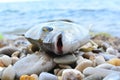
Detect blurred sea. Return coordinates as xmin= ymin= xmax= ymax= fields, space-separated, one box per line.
xmin=0 ymin=0 xmax=120 ymax=38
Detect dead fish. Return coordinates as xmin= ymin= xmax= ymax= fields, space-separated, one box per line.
xmin=25 ymin=20 xmax=90 ymax=55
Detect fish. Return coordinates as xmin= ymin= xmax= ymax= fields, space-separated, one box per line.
xmin=25 ymin=20 xmax=90 ymax=55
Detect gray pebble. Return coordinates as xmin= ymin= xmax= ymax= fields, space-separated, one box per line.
xmin=39 ymin=72 xmax=58 ymax=80
xmin=103 ymin=73 xmax=120 ymax=80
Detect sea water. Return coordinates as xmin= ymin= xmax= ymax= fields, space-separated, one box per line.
xmin=0 ymin=0 xmax=120 ymax=38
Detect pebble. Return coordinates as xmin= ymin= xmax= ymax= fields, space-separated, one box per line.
xmin=31 ymin=74 xmax=39 ymax=80
xmin=1 ymin=65 xmax=15 ymax=80
xmin=111 ymin=66 xmax=120 ymax=71
xmin=1 ymin=55 xmax=12 ymax=67
xmin=106 ymin=47 xmax=117 ymax=55
xmin=62 ymin=69 xmax=84 ymax=80
xmin=0 ymin=59 xmax=5 ymax=67
xmin=54 ymin=54 xmax=77 ymax=64
xmin=96 ymin=63 xmax=114 ymax=69
xmin=13 ymin=52 xmax=56 ymax=77
xmin=84 ymin=73 xmax=104 ymax=80
xmin=39 ymin=72 xmax=58 ymax=80
xmin=83 ymin=67 xmax=120 ymax=76
xmin=11 ymin=56 xmax=19 ymax=65
xmin=20 ymin=74 xmax=38 ymax=80
xmin=75 ymin=60 xmax=93 ymax=72
xmin=99 ymin=53 xmax=117 ymax=60
xmin=54 ymin=69 xmax=65 ymax=76
xmin=0 ymin=67 xmax=5 ymax=79
xmin=11 ymin=51 xmax=20 ymax=57
xmin=103 ymin=72 xmax=120 ymax=80
xmin=94 ymin=55 xmax=106 ymax=65
xmin=0 ymin=46 xmax=18 ymax=56
xmin=107 ymin=58 xmax=120 ymax=66
xmin=82 ymin=52 xmax=95 ymax=59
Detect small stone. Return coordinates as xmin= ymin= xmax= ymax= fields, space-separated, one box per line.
xmin=31 ymin=74 xmax=39 ymax=80
xmin=11 ymin=51 xmax=20 ymax=57
xmin=0 ymin=59 xmax=5 ymax=67
xmin=94 ymin=55 xmax=106 ymax=65
xmin=106 ymin=47 xmax=117 ymax=55
xmin=58 ymin=64 xmax=72 ymax=69
xmin=0 ymin=67 xmax=5 ymax=79
xmin=75 ymin=60 xmax=93 ymax=72
xmin=107 ymin=58 xmax=120 ymax=66
xmin=11 ymin=56 xmax=19 ymax=65
xmin=1 ymin=55 xmax=12 ymax=67
xmin=54 ymin=69 xmax=65 ymax=76
xmin=20 ymin=75 xmax=35 ymax=80
xmin=99 ymin=53 xmax=117 ymax=60
xmin=83 ymin=67 xmax=120 ymax=76
xmin=82 ymin=52 xmax=95 ymax=59
xmin=1 ymin=65 xmax=15 ymax=80
xmin=54 ymin=54 xmax=77 ymax=64
xmin=96 ymin=63 xmax=114 ymax=69
xmin=103 ymin=72 xmax=120 ymax=80
xmin=13 ymin=52 xmax=55 ymax=77
xmin=62 ymin=69 xmax=84 ymax=80
xmin=76 ymin=56 xmax=84 ymax=64
xmin=111 ymin=66 xmax=120 ymax=71
xmin=0 ymin=46 xmax=18 ymax=56
xmin=39 ymin=72 xmax=58 ymax=80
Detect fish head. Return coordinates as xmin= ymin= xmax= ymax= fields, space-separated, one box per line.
xmin=42 ymin=31 xmax=75 ymax=55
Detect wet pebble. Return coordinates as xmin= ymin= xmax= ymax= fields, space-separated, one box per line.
xmin=39 ymin=72 xmax=58 ymax=80
xmin=62 ymin=69 xmax=84 ymax=80
xmin=54 ymin=54 xmax=77 ymax=64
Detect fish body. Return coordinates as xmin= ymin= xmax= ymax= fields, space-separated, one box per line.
xmin=25 ymin=21 xmax=90 ymax=55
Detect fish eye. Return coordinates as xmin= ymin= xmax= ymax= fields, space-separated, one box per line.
xmin=42 ymin=26 xmax=53 ymax=32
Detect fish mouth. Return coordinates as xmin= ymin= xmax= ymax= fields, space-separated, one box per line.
xmin=56 ymin=34 xmax=63 ymax=54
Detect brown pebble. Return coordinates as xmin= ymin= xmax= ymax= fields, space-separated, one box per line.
xmin=62 ymin=69 xmax=84 ymax=80
xmin=0 ymin=46 xmax=18 ymax=56
xmin=75 ymin=60 xmax=93 ymax=72
xmin=107 ymin=58 xmax=120 ymax=66
xmin=1 ymin=55 xmax=12 ymax=67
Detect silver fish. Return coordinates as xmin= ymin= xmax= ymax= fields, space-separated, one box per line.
xmin=25 ymin=20 xmax=90 ymax=55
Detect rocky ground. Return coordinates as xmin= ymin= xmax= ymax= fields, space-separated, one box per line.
xmin=0 ymin=33 xmax=120 ymax=80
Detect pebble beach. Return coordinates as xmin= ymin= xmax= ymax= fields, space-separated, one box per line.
xmin=0 ymin=33 xmax=120 ymax=80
